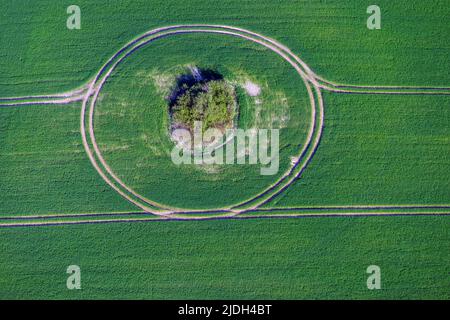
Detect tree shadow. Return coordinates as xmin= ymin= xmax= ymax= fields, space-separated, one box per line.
xmin=168 ymin=67 xmax=223 ymax=109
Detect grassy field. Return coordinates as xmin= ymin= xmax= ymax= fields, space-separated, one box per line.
xmin=2 ymin=92 xmax=447 ymax=215
xmin=270 ymin=93 xmax=450 ymax=207
xmin=94 ymin=33 xmax=311 ymax=209
xmin=0 ymin=0 xmax=449 ymax=300
xmin=0 ymin=0 xmax=448 ymax=97
xmin=0 ymin=103 xmax=136 ymax=216
xmin=1 ymin=216 xmax=449 ymax=299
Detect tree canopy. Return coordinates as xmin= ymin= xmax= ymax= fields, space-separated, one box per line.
xmin=171 ymin=80 xmax=236 ymax=131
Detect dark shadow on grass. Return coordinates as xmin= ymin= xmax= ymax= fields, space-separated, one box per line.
xmin=168 ymin=67 xmax=223 ymax=108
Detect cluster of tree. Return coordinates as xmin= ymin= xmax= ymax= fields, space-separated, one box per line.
xmin=172 ymin=80 xmax=236 ymax=131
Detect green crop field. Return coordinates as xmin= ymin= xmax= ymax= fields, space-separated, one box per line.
xmin=0 ymin=0 xmax=449 ymax=300
xmin=1 ymin=216 xmax=449 ymax=299
xmin=94 ymin=33 xmax=311 ymax=209
xmin=270 ymin=93 xmax=450 ymax=207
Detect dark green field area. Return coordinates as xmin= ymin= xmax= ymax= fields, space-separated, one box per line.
xmin=95 ymin=33 xmax=311 ymax=209
xmin=2 ymin=93 xmax=446 ymax=216
xmin=271 ymin=93 xmax=450 ymax=207
xmin=1 ymin=0 xmax=449 ymax=97
xmin=1 ymin=0 xmax=449 ymax=300
xmin=0 ymin=216 xmax=448 ymax=299
xmin=0 ymin=103 xmax=136 ymax=216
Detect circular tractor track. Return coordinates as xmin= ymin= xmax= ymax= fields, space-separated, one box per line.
xmin=80 ymin=25 xmax=324 ymax=218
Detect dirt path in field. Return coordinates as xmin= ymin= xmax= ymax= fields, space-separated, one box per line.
xmin=0 ymin=209 xmax=449 ymax=228
xmin=314 ymin=75 xmax=450 ymax=95
xmin=0 ymin=81 xmax=95 ymax=107
xmin=0 ymin=83 xmax=88 ymax=101
xmin=1 ymin=204 xmax=448 ymax=221
xmin=0 ymin=93 xmax=86 ymax=107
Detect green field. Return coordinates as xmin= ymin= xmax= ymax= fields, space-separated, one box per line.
xmin=1 ymin=0 xmax=449 ymax=97
xmin=94 ymin=33 xmax=311 ymax=209
xmin=271 ymin=93 xmax=450 ymax=207
xmin=0 ymin=0 xmax=449 ymax=299
xmin=1 ymin=216 xmax=449 ymax=299
xmin=0 ymin=104 xmax=136 ymax=216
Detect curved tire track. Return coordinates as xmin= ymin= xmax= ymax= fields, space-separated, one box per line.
xmin=1 ymin=24 xmax=449 ymax=223
xmin=81 ymin=25 xmax=323 ymax=217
